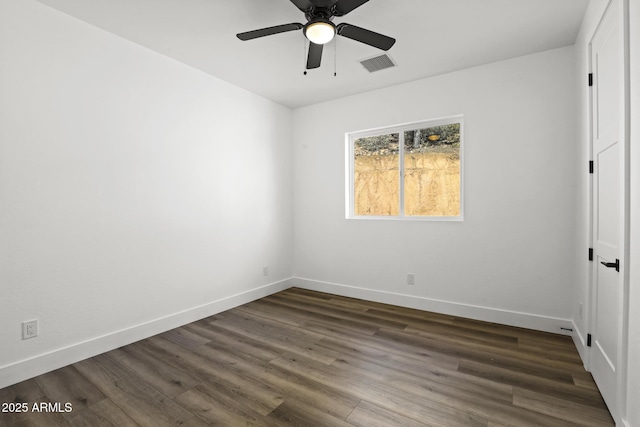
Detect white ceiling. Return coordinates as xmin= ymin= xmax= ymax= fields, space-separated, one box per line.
xmin=36 ymin=0 xmax=590 ymax=109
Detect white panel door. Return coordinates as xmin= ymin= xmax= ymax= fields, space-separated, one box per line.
xmin=590 ymin=0 xmax=623 ymax=419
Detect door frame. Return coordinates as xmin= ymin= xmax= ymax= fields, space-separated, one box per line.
xmin=586 ymin=0 xmax=631 ymax=423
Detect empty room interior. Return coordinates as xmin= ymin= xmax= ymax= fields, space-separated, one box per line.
xmin=1 ymin=0 xmax=639 ymax=426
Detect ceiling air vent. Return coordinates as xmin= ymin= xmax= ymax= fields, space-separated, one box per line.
xmin=358 ymin=54 xmax=396 ymax=73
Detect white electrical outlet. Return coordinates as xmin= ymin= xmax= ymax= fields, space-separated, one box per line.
xmin=407 ymin=273 xmax=415 ymax=285
xmin=263 ymin=266 xmax=268 ymax=276
xmin=22 ymin=319 xmax=38 ymax=340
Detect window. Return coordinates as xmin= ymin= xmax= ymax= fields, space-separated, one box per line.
xmin=346 ymin=116 xmax=463 ymax=220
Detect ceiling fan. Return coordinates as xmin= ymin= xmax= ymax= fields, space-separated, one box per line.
xmin=236 ymin=0 xmax=396 ymax=70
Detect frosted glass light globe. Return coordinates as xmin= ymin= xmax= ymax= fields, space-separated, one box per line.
xmin=304 ymin=21 xmax=335 ymax=45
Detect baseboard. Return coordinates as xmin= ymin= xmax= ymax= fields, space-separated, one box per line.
xmin=293 ymin=278 xmax=573 ymax=335
xmin=0 ymin=278 xmax=293 ymax=389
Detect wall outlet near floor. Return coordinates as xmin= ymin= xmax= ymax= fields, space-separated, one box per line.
xmin=263 ymin=265 xmax=268 ymax=276
xmin=407 ymin=273 xmax=415 ymax=285
xmin=22 ymin=319 xmax=38 ymax=340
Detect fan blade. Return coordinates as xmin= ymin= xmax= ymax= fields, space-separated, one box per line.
xmin=289 ymin=0 xmax=315 ymax=12
xmin=306 ymin=42 xmax=323 ymax=69
xmin=237 ymin=23 xmax=303 ymax=41
xmin=336 ymin=23 xmax=395 ymax=50
xmin=334 ymin=0 xmax=370 ymax=16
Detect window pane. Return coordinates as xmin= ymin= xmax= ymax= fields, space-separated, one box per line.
xmin=354 ymin=133 xmax=400 ymax=216
xmin=403 ymin=123 xmax=460 ymax=216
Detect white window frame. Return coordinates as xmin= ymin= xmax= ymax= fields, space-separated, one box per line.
xmin=346 ymin=115 xmax=464 ymax=221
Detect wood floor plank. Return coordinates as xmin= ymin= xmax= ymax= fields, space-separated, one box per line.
xmin=393 ymin=315 xmax=519 ymax=349
xmin=266 ymin=397 xmax=354 ymax=427
xmin=269 ymin=351 xmax=492 ymax=427
xmin=377 ymin=372 xmax=580 ymax=427
xmin=105 ymin=343 xmax=201 ymax=398
xmin=73 ymin=354 xmax=193 ymax=427
xmin=282 ymin=289 xmax=455 ymax=325
xmin=0 ymin=288 xmax=614 ymax=427
xmin=64 ymin=398 xmax=138 ymax=427
xmin=320 ymin=338 xmax=513 ymax=401
xmin=346 ymin=400 xmax=432 ymax=427
xmin=377 ymin=327 xmax=583 ymax=381
xmin=0 ymin=378 xmax=47 ymax=403
xmin=451 ymin=317 xmax=573 ymax=346
xmin=512 ymin=387 xmax=615 ymax=427
xmin=0 ymin=378 xmax=71 ymax=427
xmin=297 ymin=319 xmax=461 ymax=369
xmin=403 ymin=325 xmax=588 ymax=377
xmin=572 ymin=371 xmax=600 ymax=390
xmin=0 ymin=410 xmax=70 ymax=427
xmin=140 ymin=336 xmax=285 ymax=416
xmin=318 ymin=352 xmax=582 ymax=427
xmin=270 ymin=292 xmax=411 ymax=330
xmin=252 ymin=298 xmax=383 ymax=335
xmin=316 ymin=333 xmax=460 ymax=373
xmin=458 ymin=358 xmax=608 ymax=409
xmin=34 ymin=365 xmax=106 ymax=416
xmin=182 ymin=321 xmax=283 ymax=362
xmin=229 ymin=300 xmax=310 ymax=330
xmin=402 ymin=325 xmax=519 ymax=353
xmin=283 ymin=287 xmax=334 ymax=300
xmin=367 ymin=306 xmax=456 ymax=325
xmin=160 ymin=326 xmax=211 ymax=350
xmin=173 ymin=383 xmax=276 ymax=427
xmin=175 ymin=415 xmax=213 ymax=427
xmin=363 ymin=308 xmax=457 ymax=326
xmin=516 ymin=338 xmax=583 ymax=363
xmin=213 ymin=309 xmax=326 ymax=344
xmin=192 ymin=340 xmax=360 ymax=419
xmin=328 ymin=351 xmax=513 ymax=405
xmin=207 ymin=310 xmax=338 ymax=365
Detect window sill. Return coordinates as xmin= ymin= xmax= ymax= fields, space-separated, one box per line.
xmin=346 ymin=215 xmax=464 ymax=222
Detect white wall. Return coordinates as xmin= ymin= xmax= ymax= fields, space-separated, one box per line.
xmin=292 ymin=47 xmax=578 ymax=333
xmin=626 ymin=0 xmax=640 ymax=424
xmin=0 ymin=0 xmax=293 ymax=388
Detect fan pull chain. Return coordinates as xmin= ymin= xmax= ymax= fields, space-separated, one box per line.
xmin=303 ymin=37 xmax=308 ymax=75
xmin=334 ymin=37 xmax=337 ymax=76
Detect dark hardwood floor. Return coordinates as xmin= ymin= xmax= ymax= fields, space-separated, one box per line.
xmin=0 ymin=288 xmax=614 ymax=426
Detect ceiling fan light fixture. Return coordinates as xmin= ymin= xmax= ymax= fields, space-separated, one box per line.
xmin=304 ymin=20 xmax=335 ymax=45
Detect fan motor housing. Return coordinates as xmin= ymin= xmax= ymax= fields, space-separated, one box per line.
xmin=305 ymin=6 xmax=335 ymax=22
